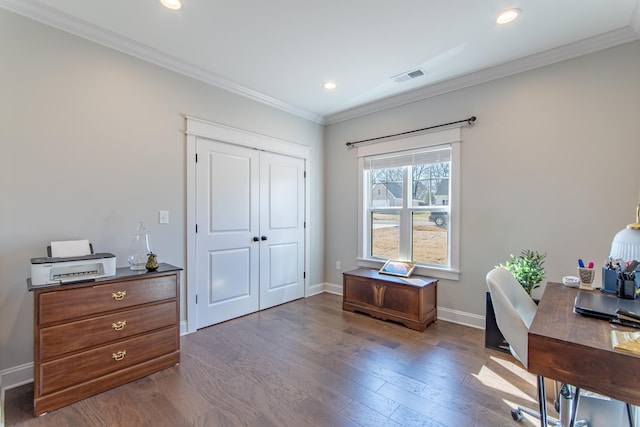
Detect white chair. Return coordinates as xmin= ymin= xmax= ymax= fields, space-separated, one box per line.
xmin=486 ymin=267 xmax=590 ymax=426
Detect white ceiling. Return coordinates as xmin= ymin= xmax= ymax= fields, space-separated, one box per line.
xmin=2 ymin=0 xmax=640 ymax=123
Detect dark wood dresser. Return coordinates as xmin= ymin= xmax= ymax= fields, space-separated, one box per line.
xmin=342 ymin=268 xmax=437 ymax=331
xmin=27 ymin=263 xmax=181 ymax=415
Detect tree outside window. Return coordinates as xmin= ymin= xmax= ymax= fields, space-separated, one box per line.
xmin=365 ymin=147 xmax=451 ymax=267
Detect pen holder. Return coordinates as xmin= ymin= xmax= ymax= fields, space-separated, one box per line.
xmin=617 ymin=278 xmax=637 ymax=299
xmin=602 ymin=268 xmax=618 ymax=294
xmin=577 ymin=267 xmax=595 ymax=290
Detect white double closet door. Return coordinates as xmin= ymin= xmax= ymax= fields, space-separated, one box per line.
xmin=195 ymin=138 xmax=305 ymax=329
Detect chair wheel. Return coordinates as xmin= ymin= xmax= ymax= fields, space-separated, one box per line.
xmin=511 ymin=409 xmax=523 ymax=421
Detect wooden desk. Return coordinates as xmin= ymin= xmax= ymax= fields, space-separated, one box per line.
xmin=528 ymin=282 xmax=640 ymax=407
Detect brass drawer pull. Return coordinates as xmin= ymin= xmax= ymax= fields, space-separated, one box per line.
xmin=112 ymin=291 xmax=127 ymax=301
xmin=112 ymin=350 xmax=126 ymax=361
xmin=111 ymin=321 xmax=127 ymax=331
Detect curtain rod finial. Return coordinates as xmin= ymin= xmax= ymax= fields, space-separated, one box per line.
xmin=468 ymin=116 xmax=477 ymax=125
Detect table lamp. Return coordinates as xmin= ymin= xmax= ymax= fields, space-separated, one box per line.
xmin=610 ymin=203 xmax=640 ymax=262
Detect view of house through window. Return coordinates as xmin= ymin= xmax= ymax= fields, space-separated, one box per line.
xmin=365 ymin=146 xmax=451 ymax=267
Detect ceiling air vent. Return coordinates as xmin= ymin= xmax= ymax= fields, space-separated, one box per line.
xmin=392 ymin=68 xmax=425 ymax=83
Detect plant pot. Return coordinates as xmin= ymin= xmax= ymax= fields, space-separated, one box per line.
xmin=485 ymin=291 xmax=510 ymax=353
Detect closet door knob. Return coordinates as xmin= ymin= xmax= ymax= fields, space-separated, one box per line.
xmin=253 ymin=236 xmax=260 ymax=242
xmin=261 ymin=236 xmax=268 ymax=241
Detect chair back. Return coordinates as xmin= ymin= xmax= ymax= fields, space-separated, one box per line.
xmin=486 ymin=267 xmax=538 ymax=367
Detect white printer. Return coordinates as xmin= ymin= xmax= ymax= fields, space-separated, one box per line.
xmin=30 ymin=240 xmax=116 ymax=286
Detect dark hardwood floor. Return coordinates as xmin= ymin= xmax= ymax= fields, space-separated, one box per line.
xmin=4 ymin=293 xmax=547 ymax=426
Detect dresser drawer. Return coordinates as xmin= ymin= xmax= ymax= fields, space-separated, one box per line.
xmin=39 ymin=300 xmax=177 ymax=360
xmin=38 ymin=274 xmax=177 ymax=325
xmin=38 ymin=326 xmax=178 ymax=395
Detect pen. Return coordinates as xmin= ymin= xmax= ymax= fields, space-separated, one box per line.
xmin=610 ymin=318 xmax=640 ymax=329
xmin=578 ymin=259 xmax=585 ymax=268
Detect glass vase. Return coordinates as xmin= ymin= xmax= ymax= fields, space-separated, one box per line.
xmin=128 ymin=221 xmax=152 ymax=271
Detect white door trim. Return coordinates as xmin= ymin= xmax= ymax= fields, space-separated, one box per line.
xmin=185 ymin=116 xmax=311 ymax=333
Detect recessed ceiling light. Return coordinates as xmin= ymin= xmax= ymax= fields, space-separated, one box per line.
xmin=496 ymin=8 xmax=521 ymax=24
xmin=324 ymin=82 xmax=337 ymax=90
xmin=161 ymin=0 xmax=182 ymax=10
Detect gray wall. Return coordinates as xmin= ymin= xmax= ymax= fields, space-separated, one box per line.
xmin=2 ymin=5 xmax=640 ymax=381
xmin=324 ymin=40 xmax=640 ymax=319
xmin=0 ymin=10 xmax=324 ymax=373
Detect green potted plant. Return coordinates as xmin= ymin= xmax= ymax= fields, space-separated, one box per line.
xmin=499 ymin=249 xmax=547 ymax=297
xmin=486 ymin=249 xmax=547 ymax=352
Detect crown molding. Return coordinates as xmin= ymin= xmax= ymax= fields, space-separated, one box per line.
xmin=2 ymin=0 xmax=638 ymax=127
xmin=0 ymin=0 xmax=324 ymax=124
xmin=323 ymin=26 xmax=640 ymax=125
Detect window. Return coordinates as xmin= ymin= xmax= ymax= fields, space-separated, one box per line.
xmin=357 ymin=128 xmax=460 ymax=280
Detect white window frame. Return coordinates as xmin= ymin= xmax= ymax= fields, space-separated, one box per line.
xmin=356 ymin=127 xmax=461 ymax=280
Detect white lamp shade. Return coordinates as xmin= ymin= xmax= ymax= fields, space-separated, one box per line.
xmin=610 ymin=228 xmax=640 ymax=262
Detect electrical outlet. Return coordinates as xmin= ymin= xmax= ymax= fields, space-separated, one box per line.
xmin=159 ymin=210 xmax=169 ymax=224
xmin=336 ymin=261 xmax=341 ymax=270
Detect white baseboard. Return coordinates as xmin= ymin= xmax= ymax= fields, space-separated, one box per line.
xmin=307 ymin=282 xmax=343 ymax=296
xmin=306 ymin=282 xmax=326 ymax=296
xmin=1 ymin=363 xmax=34 ymax=427
xmin=180 ymin=320 xmax=188 ymax=336
xmin=1 ymin=362 xmax=33 ymax=394
xmin=322 ymin=282 xmax=343 ymax=295
xmin=437 ymin=306 xmax=485 ymax=329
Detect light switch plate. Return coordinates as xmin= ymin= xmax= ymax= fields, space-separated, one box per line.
xmin=159 ymin=210 xmax=169 ymax=224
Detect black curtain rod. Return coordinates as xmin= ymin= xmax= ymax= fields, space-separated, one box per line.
xmin=345 ymin=116 xmax=476 ymax=148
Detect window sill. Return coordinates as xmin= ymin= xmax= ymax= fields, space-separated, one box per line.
xmin=356 ymin=258 xmax=460 ymax=281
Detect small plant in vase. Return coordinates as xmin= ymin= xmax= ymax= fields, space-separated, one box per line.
xmin=499 ymin=250 xmax=546 ymax=297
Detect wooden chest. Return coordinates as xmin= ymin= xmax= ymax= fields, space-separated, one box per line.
xmin=28 ymin=263 xmax=181 ymax=415
xmin=342 ymin=268 xmax=437 ymax=331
